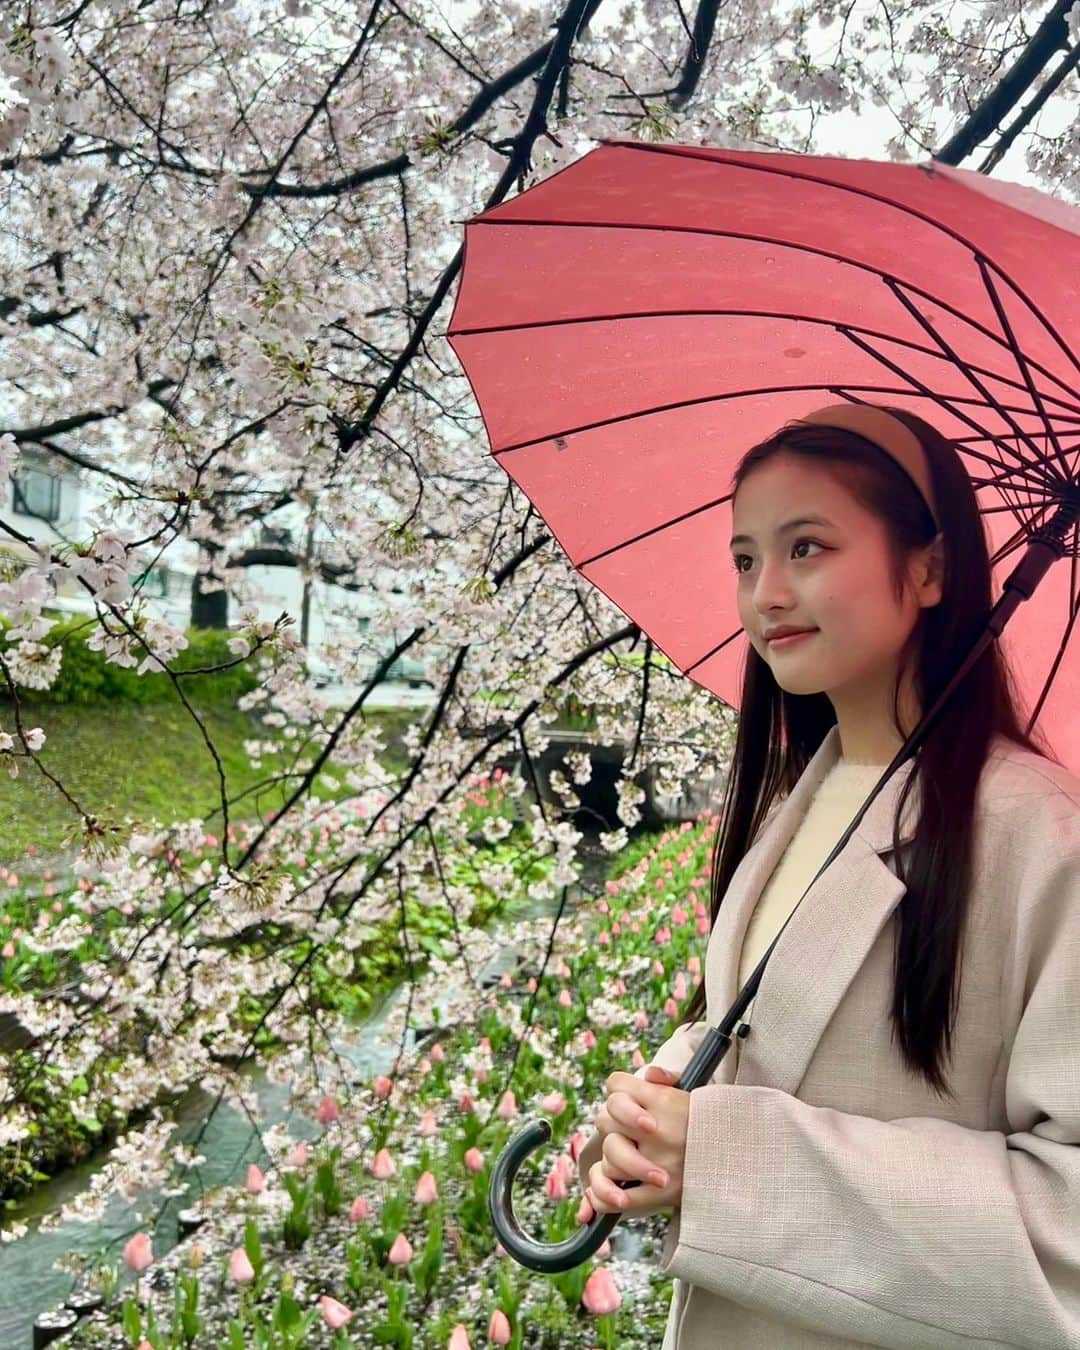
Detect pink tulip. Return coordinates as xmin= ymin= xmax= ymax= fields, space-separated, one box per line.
xmin=315 ymin=1095 xmax=340 ymax=1124
xmin=287 ymin=1141 xmax=309 ymax=1168
xmin=605 ymin=879 xmax=619 ymax=895
xmin=475 ymin=1066 xmax=488 ymax=1085
xmin=496 ymin=1090 xmax=517 ymax=1120
xmin=448 ymin=1326 xmax=471 ymax=1350
xmin=541 ymin=1091 xmax=566 ymax=1115
xmin=631 ymin=1047 xmax=645 ymax=1068
xmin=488 ymin=1308 xmax=512 ymax=1344
xmin=545 ymin=1167 xmax=569 ymax=1201
xmin=558 ymin=988 xmax=572 ymax=1007
xmin=387 ymin=1232 xmax=413 ymax=1265
xmin=374 ymin=1075 xmax=393 ymax=1099
xmin=418 ymin=1109 xmax=438 ymax=1136
xmin=582 ymin=1028 xmax=597 ymax=1050
xmin=464 ymin=1147 xmax=484 ymax=1173
xmin=122 ymin=1232 xmax=153 ymax=1272
xmin=458 ymin=1091 xmax=476 ymax=1114
xmin=673 ymin=972 xmax=688 ymax=1001
xmin=687 ymin=955 xmax=701 ymax=974
xmin=567 ymin=1130 xmax=589 ymax=1162
xmin=319 ymin=1295 xmax=353 ymax=1330
xmin=633 ymin=1009 xmax=649 ymax=1030
xmin=597 ymin=898 xmax=609 ymax=915
xmin=137 ymin=1341 xmax=154 ymax=1350
xmin=671 ymin=905 xmax=688 ymax=926
xmin=664 ymin=997 xmax=679 ymax=1018
xmin=654 ymin=927 xmax=671 ymax=946
xmin=349 ymin=1195 xmax=371 ymax=1222
xmin=651 ymin=959 xmax=664 ymax=976
xmin=430 ymin=1042 xmax=445 ymax=1062
xmin=697 ymin=915 xmax=710 ymax=935
xmin=612 ymin=977 xmax=627 ymax=995
xmin=1 ymin=941 xmax=14 ymax=959
xmin=371 ymin=1148 xmax=396 ymax=1180
xmin=597 ymin=931 xmax=610 ymax=946
xmin=229 ymin=1247 xmax=255 ymax=1284
xmin=526 ymin=977 xmax=537 ymax=993
xmin=499 ymin=972 xmax=512 ymax=988
xmin=414 ymin=1171 xmax=439 ymax=1205
xmin=582 ymin=1266 xmax=622 ymax=1315
xmin=244 ymin=1164 xmax=265 ymax=1194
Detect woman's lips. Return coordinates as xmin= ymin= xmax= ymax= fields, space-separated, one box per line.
xmin=766 ymin=629 xmax=818 ymax=648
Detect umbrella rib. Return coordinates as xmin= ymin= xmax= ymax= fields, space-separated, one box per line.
xmin=493 ymin=379 xmax=1069 ymax=499
xmin=575 ymin=463 xmax=1053 ymax=575
xmin=456 ymin=223 xmax=1080 ymax=419
xmin=597 ymin=138 xmax=1080 ymax=285
xmin=454 ymin=304 xmax=1080 ymax=425
xmin=975 ymin=255 xmax=1074 ymax=479
xmin=882 ymin=276 xmax=1053 ymax=470
xmin=831 ymin=335 xmax=1062 ymax=503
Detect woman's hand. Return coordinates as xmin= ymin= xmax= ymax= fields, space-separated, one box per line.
xmin=586 ymin=1064 xmax=689 ymax=1219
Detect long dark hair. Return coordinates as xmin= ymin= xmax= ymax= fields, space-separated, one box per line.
xmin=675 ymin=406 xmax=1060 ymax=1101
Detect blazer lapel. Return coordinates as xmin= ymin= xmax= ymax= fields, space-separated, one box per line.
xmin=703 ymin=724 xmax=922 ymax=1096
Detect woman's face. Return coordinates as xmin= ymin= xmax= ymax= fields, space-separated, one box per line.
xmin=730 ymin=454 xmax=940 ymax=711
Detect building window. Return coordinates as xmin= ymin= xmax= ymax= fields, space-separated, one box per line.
xmin=11 ymin=464 xmax=62 ymax=522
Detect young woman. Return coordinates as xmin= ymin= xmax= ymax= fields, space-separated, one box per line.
xmin=576 ymin=403 xmax=1080 ymax=1349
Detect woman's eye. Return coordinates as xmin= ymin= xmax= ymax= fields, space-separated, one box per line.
xmin=731 ymin=538 xmax=823 ymax=574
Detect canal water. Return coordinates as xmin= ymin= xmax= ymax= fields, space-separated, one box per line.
xmin=0 ymin=838 xmax=624 ymax=1346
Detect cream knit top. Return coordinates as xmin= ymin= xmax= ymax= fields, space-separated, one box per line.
xmin=734 ymin=758 xmax=891 ymax=1058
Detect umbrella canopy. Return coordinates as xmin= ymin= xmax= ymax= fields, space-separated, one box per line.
xmin=447 ymin=140 xmax=1080 ymax=775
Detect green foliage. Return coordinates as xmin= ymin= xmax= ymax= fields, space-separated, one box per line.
xmin=172 ymin=1270 xmax=203 ymax=1347
xmin=0 ymin=615 xmax=259 ymax=706
xmin=243 ymin=1217 xmax=265 ymax=1280
xmin=413 ymin=1210 xmax=444 ymax=1300
xmin=314 ymin=1146 xmax=343 ymax=1218
xmin=281 ymin=1171 xmax=312 ymax=1251
xmin=371 ymin=1279 xmax=414 ymax=1347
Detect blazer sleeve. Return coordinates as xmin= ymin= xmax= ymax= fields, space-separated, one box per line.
xmin=576 ymin=1020 xmax=707 ymax=1195
xmin=658 ymin=819 xmax=1080 ymax=1349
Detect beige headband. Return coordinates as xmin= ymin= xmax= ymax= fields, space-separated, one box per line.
xmin=794 ymin=403 xmax=940 ymax=532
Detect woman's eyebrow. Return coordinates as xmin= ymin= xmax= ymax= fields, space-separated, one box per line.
xmin=729 ymin=514 xmax=834 ymax=548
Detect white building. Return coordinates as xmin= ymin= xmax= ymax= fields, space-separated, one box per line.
xmin=2 ymin=448 xmax=439 ymax=709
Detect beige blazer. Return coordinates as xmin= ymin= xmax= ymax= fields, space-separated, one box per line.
xmin=577 ymin=724 xmax=1080 ymax=1348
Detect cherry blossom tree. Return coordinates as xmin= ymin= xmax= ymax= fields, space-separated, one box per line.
xmin=0 ymin=0 xmax=1077 ymax=1227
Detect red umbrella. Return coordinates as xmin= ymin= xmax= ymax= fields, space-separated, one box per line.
xmin=446 ymin=141 xmax=1080 ymax=1272
xmin=448 ymin=140 xmax=1080 ymax=775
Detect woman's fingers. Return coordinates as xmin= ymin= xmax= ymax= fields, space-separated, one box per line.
xmin=601 ymin=1131 xmax=668 ymax=1189
xmin=595 ymin=1093 xmax=655 ymax=1148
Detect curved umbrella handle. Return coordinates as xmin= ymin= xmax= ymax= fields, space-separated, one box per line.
xmin=488 ymin=1025 xmax=739 ymax=1273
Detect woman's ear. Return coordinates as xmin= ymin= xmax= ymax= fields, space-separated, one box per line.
xmin=916 ymin=531 xmax=945 ymax=609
